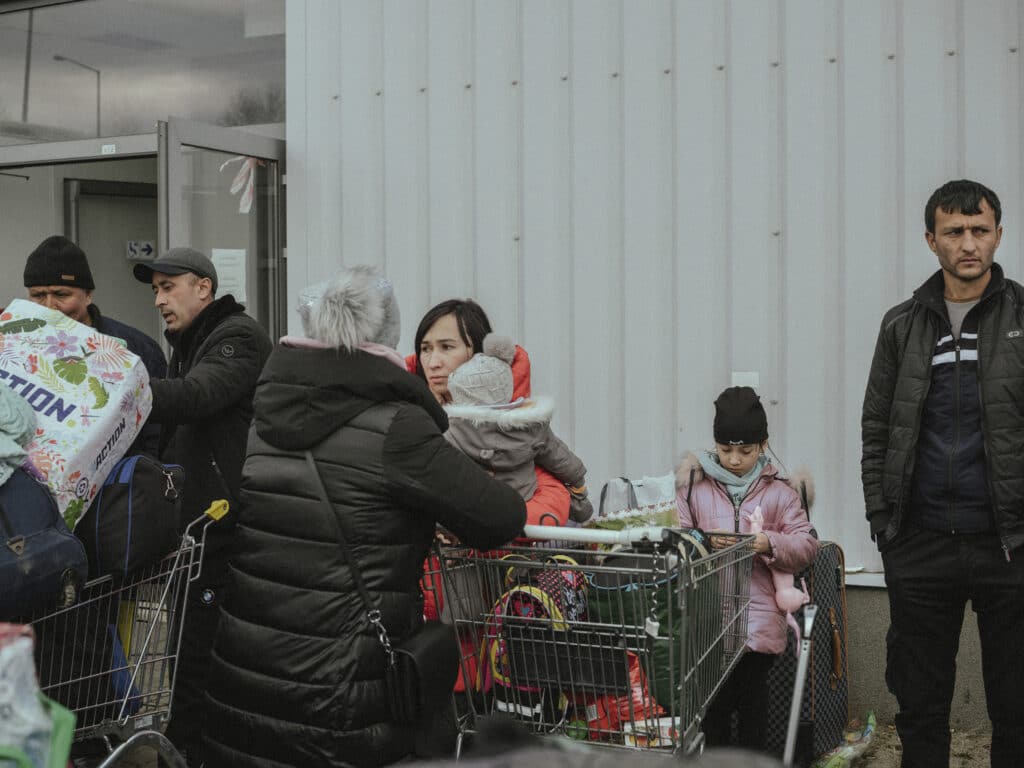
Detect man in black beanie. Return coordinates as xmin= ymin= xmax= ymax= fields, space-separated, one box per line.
xmin=24 ymin=235 xmax=167 ymax=454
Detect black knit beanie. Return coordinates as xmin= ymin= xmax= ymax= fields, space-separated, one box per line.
xmin=24 ymin=235 xmax=95 ymax=290
xmin=713 ymin=386 xmax=768 ymax=445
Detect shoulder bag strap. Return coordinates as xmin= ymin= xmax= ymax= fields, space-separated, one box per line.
xmin=303 ymin=452 xmax=397 ymax=661
xmin=303 ymin=451 xmax=377 ymax=614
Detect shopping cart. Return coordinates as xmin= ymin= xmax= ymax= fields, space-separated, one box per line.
xmin=435 ymin=524 xmax=755 ymax=756
xmin=27 ymin=501 xmax=227 ymax=752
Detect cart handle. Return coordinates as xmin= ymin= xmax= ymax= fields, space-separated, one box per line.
xmin=521 ymin=524 xmax=671 ymax=546
xmin=204 ymin=499 xmax=230 ymax=521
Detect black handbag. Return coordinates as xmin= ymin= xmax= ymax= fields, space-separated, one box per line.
xmin=77 ymin=455 xmax=184 ymax=578
xmin=0 ymin=468 xmax=88 ymax=619
xmin=304 ymin=452 xmax=458 ymax=726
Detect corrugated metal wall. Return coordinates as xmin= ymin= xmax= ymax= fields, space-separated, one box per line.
xmin=286 ymin=0 xmax=1024 ymax=574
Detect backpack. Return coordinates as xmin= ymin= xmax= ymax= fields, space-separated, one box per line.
xmin=76 ymin=455 xmax=184 ymax=579
xmin=0 ymin=469 xmax=87 ymax=620
xmin=478 ymin=554 xmax=595 ymax=720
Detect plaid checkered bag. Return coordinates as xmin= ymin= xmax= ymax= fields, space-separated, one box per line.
xmin=764 ymin=541 xmax=849 ymax=761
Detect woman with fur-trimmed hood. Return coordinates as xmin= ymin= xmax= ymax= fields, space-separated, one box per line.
xmin=202 ymin=267 xmax=526 ymax=768
xmin=444 ymin=334 xmax=593 ymax=523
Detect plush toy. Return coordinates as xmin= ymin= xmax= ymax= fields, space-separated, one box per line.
xmin=747 ymin=504 xmax=809 ymax=651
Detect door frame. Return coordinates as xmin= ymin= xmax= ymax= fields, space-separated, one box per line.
xmin=158 ymin=118 xmax=286 ymax=336
xmin=0 ymin=133 xmax=157 ymax=167
xmin=64 ymin=178 xmax=157 ymax=244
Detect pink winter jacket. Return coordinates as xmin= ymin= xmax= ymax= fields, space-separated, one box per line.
xmin=676 ymin=462 xmax=817 ymax=655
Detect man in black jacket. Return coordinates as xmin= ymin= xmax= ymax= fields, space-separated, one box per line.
xmin=862 ymin=179 xmax=1024 ymax=768
xmin=24 ymin=235 xmax=167 ymax=455
xmin=134 ymin=246 xmax=272 ymax=763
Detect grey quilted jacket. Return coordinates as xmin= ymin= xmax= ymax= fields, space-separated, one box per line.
xmin=444 ymin=396 xmax=586 ymax=506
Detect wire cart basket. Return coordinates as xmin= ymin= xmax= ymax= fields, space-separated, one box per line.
xmin=434 ymin=524 xmax=755 ymax=755
xmin=28 ymin=504 xmax=225 ymax=748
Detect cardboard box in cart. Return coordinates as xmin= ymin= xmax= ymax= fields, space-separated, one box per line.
xmin=0 ymin=299 xmax=151 ymax=529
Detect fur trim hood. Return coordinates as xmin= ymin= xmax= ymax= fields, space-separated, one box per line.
xmin=444 ymin=396 xmax=555 ymax=430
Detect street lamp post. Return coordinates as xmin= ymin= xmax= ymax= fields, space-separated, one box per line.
xmin=53 ymin=54 xmax=101 ymax=137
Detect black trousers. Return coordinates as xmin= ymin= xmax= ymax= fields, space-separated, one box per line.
xmin=702 ymin=650 xmax=776 ymax=751
xmin=883 ymin=524 xmax=1024 ymax=768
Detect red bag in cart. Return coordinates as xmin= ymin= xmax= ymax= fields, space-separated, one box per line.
xmin=582 ymin=651 xmax=665 ymax=741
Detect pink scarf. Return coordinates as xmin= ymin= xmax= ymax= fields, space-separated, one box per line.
xmin=279 ymin=336 xmax=407 ymax=371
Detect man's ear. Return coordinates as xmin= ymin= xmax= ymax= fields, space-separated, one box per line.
xmin=924 ymin=231 xmax=937 ymax=253
xmin=197 ymin=277 xmax=213 ymax=299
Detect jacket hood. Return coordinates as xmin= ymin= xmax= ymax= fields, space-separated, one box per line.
xmin=254 ymin=344 xmax=447 ymax=450
xmin=445 ymin=396 xmax=554 ymax=430
xmin=913 ymin=262 xmax=1006 ymax=316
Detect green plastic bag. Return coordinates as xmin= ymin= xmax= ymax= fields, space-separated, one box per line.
xmin=0 ymin=692 xmax=74 ymax=768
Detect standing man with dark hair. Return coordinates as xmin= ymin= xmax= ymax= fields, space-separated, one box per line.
xmin=862 ymin=179 xmax=1024 ymax=767
xmin=133 ymin=246 xmax=272 ymax=763
xmin=24 ymin=234 xmax=166 ymax=455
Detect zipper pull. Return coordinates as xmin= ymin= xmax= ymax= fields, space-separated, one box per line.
xmin=163 ymin=470 xmax=179 ymax=500
xmin=1004 ymin=543 xmax=1012 ymax=563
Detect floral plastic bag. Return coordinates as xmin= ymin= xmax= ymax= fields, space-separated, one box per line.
xmin=0 ymin=300 xmax=152 ymax=529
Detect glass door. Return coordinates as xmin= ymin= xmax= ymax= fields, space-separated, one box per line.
xmin=0 ymin=119 xmax=286 ymax=338
xmin=158 ymin=118 xmax=285 ymax=339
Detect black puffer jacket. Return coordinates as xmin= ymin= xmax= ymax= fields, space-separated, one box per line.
xmin=203 ymin=343 xmax=526 ymax=767
xmin=861 ymin=263 xmax=1024 ymax=552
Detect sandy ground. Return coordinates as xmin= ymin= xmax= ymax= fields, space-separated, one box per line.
xmin=858 ymin=721 xmax=992 ymax=767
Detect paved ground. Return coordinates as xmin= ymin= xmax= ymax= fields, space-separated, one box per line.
xmin=859 ymin=721 xmax=992 ymax=767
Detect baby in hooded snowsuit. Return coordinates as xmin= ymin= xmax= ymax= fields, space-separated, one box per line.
xmin=444 ymin=334 xmax=593 ymax=524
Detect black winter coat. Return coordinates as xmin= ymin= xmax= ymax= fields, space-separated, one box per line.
xmin=150 ymin=295 xmax=272 ymax=563
xmin=862 ymin=263 xmax=1024 ymax=552
xmin=203 ymin=344 xmax=526 ymax=767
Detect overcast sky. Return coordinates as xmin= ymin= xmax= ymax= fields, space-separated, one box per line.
xmin=0 ymin=0 xmax=284 ymax=137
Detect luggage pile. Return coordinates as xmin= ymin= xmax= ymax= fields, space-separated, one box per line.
xmin=0 ymin=299 xmax=182 ymax=621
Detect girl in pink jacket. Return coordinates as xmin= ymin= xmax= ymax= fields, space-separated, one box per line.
xmin=676 ymin=386 xmax=817 ymax=753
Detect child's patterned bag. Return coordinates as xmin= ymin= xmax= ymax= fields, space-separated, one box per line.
xmin=0 ymin=300 xmax=152 ymax=529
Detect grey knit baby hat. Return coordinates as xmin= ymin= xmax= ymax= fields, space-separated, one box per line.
xmin=448 ymin=334 xmax=516 ymax=406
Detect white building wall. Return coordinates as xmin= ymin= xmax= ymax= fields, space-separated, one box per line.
xmin=286 ymin=0 xmax=1024 ymax=575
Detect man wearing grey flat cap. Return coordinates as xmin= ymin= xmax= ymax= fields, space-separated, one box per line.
xmin=133 ymin=246 xmax=271 ymax=762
